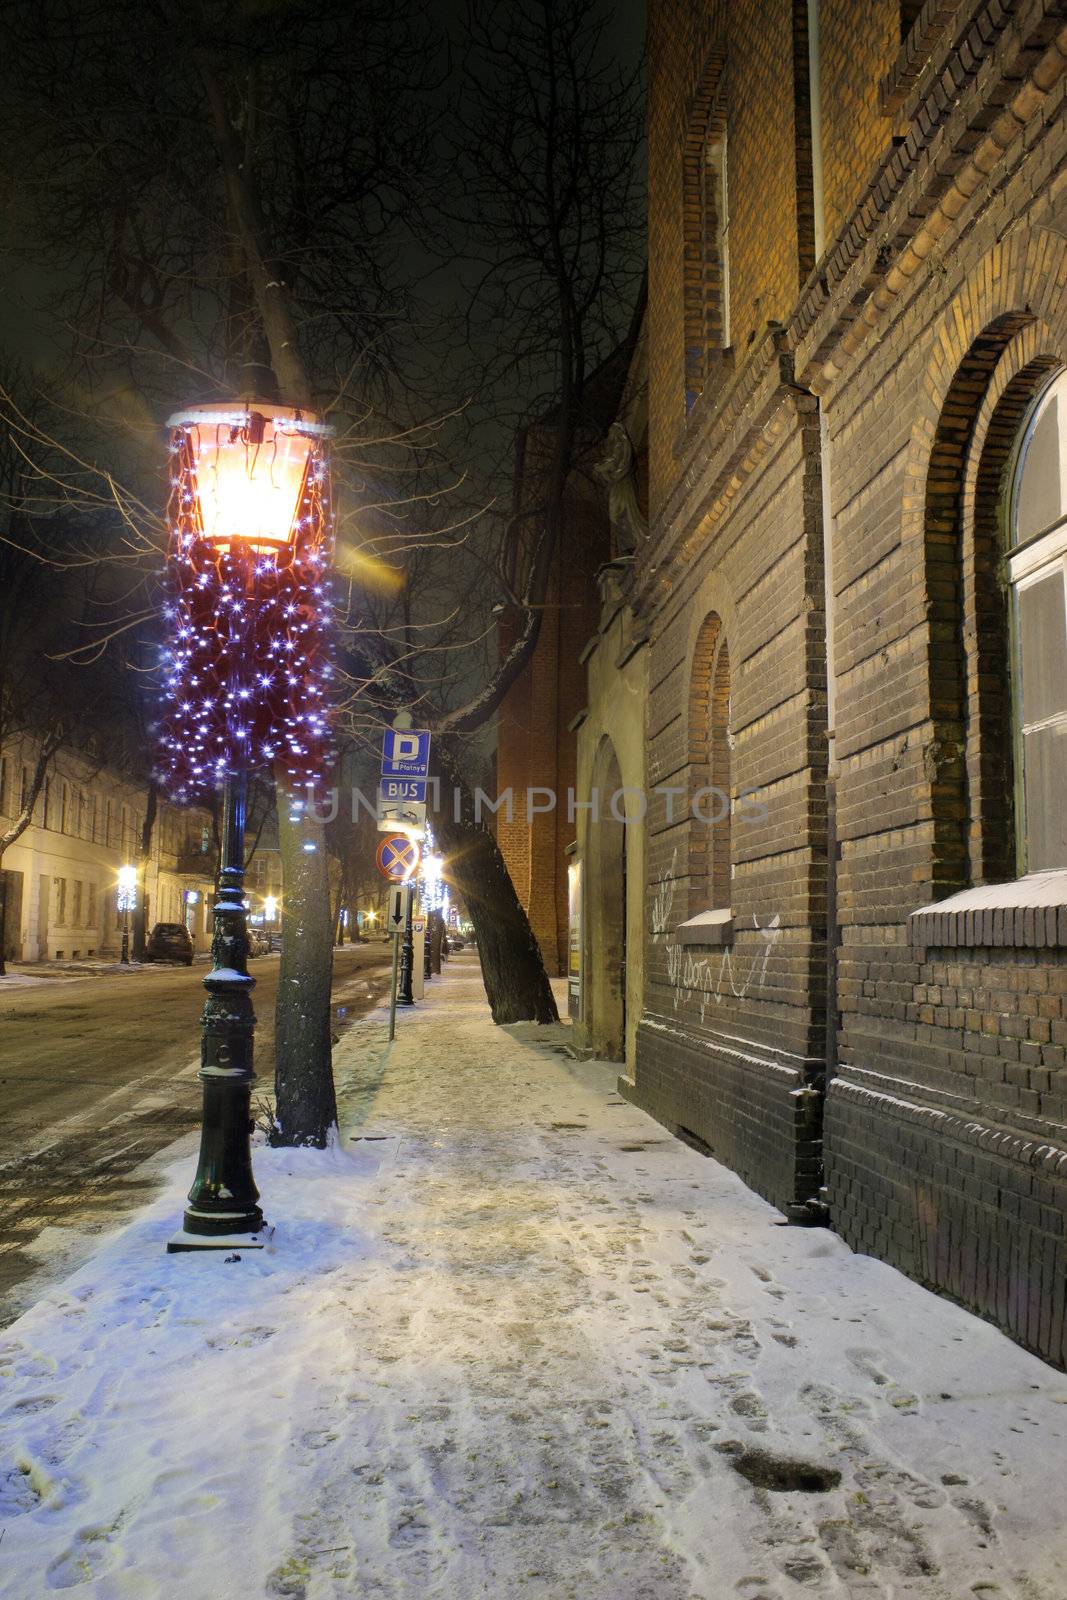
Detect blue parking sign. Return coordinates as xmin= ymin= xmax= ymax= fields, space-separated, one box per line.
xmin=381 ymin=728 xmax=431 ymax=779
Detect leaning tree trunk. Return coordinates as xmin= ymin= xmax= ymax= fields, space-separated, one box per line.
xmin=272 ymin=781 xmax=337 ymax=1146
xmin=432 ymin=743 xmax=557 ymax=1025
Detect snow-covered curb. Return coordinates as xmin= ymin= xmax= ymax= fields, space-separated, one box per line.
xmin=1 ymin=957 xmax=1066 ymax=1598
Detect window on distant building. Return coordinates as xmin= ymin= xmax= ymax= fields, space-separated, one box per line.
xmin=72 ymin=880 xmax=83 ymax=926
xmin=87 ymin=882 xmax=97 ymax=928
xmin=1007 ymin=369 xmax=1067 ymax=872
xmin=56 ymin=877 xmax=67 ymax=925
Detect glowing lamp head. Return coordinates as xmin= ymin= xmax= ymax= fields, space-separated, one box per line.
xmin=422 ymin=854 xmax=443 ymax=886
xmin=166 ymin=402 xmax=331 ymax=552
xmin=264 ymin=895 xmax=278 ymax=920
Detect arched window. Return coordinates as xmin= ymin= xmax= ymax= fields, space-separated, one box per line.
xmin=689 ymin=612 xmax=733 ymax=911
xmin=1008 ymin=369 xmax=1067 ymax=872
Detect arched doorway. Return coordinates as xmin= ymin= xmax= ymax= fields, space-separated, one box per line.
xmin=587 ymin=737 xmax=626 ymax=1060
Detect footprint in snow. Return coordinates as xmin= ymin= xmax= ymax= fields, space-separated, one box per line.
xmin=206 ymin=1324 xmax=276 ymax=1350
xmin=8 ymin=1392 xmax=59 ymax=1413
xmin=46 ymin=1524 xmax=122 ymax=1590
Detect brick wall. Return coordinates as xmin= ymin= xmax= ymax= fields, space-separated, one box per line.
xmin=639 ymin=0 xmax=1067 ymax=1363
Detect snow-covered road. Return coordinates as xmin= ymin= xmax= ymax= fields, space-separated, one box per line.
xmin=1 ymin=953 xmax=1065 ymax=1598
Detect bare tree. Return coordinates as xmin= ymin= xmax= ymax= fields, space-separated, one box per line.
xmin=339 ymin=0 xmax=644 ymax=1022
xmin=0 ymin=0 xmax=447 ymax=1141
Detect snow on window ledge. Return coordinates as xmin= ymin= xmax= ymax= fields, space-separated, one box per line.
xmin=909 ymin=870 xmax=1067 ymax=950
xmin=674 ymin=909 xmax=733 ymax=947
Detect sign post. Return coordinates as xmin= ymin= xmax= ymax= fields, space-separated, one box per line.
xmin=379 ymin=725 xmax=432 ymax=839
xmin=377 ymin=718 xmax=433 ymax=1026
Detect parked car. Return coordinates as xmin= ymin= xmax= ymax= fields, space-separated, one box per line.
xmin=247 ymin=927 xmax=272 ymax=957
xmin=145 ymin=922 xmax=194 ymax=966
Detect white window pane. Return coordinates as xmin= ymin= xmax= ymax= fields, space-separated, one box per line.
xmin=1023 ymin=721 xmax=1067 ymax=870
xmin=1016 ymin=373 xmax=1067 ymax=545
xmin=1017 ymin=569 xmax=1067 ymax=726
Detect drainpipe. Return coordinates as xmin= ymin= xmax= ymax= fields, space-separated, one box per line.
xmin=807 ymin=0 xmax=826 ymax=263
xmin=788 ymin=0 xmax=836 ymax=1226
xmin=820 ymin=405 xmax=839 ymax=1092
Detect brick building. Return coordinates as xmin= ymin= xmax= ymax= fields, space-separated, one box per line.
xmin=594 ymin=0 xmax=1067 ymax=1368
xmin=496 ymin=340 xmax=639 ymax=975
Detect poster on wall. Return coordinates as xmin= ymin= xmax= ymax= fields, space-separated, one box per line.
xmin=567 ymin=858 xmax=582 ymax=1021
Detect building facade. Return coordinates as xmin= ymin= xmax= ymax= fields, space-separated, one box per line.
xmin=579 ymin=0 xmax=1067 ymax=1368
xmin=0 ymin=743 xmax=223 ymax=961
xmin=495 ymin=349 xmax=635 ymax=977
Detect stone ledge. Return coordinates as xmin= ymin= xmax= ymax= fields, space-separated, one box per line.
xmin=827 ymin=1077 xmax=1067 ymax=1181
xmin=908 ymin=871 xmax=1067 ymax=949
xmin=674 ymin=908 xmax=734 ymax=947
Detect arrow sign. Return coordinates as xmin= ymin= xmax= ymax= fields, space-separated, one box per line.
xmin=381 ymin=728 xmax=431 ymax=780
xmin=386 ymin=885 xmax=411 ymax=933
xmin=376 ymin=833 xmax=421 ymax=882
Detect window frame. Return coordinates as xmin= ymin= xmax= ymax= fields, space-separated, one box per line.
xmin=1006 ymin=368 xmax=1067 ymax=876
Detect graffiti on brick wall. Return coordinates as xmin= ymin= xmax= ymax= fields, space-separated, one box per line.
xmin=651 ymin=849 xmax=781 ymax=1022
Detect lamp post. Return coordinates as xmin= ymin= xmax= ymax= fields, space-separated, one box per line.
xmin=397 ymin=887 xmax=416 ymax=1006
xmin=162 ymin=402 xmax=333 ymax=1252
xmin=117 ymin=865 xmax=136 ymax=965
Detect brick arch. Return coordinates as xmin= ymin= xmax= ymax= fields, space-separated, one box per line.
xmin=965 ymin=338 xmax=1063 ymax=884
xmin=906 ymin=231 xmax=1067 ymax=895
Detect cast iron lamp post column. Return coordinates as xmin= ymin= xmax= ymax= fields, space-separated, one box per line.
xmin=397 ymin=884 xmax=416 ymax=1005
xmin=168 ymin=766 xmax=263 ymax=1250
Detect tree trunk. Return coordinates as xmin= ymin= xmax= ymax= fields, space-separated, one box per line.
xmin=132 ymin=779 xmax=158 ymax=962
xmin=272 ymin=784 xmax=337 ymax=1146
xmin=0 ymin=859 xmax=7 ymax=977
xmin=432 ymin=744 xmax=557 ymax=1025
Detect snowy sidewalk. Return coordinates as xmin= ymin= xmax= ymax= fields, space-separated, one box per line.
xmin=1 ymin=955 xmax=1066 ymax=1599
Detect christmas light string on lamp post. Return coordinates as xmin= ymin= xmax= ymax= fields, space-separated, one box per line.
xmin=159 ymin=402 xmax=335 ymax=1254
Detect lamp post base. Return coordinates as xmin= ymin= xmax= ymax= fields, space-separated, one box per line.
xmin=166 ymin=1226 xmax=267 ymax=1253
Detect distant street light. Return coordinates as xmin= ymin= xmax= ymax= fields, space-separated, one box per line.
xmin=161 ymin=402 xmax=333 ymax=1252
xmin=117 ymin=864 xmax=137 ymax=966
xmin=263 ymin=894 xmax=278 ymax=923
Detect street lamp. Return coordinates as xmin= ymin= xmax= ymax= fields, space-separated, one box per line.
xmin=161 ymin=402 xmax=333 ymax=1252
xmin=117 ymin=865 xmax=137 ymax=966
